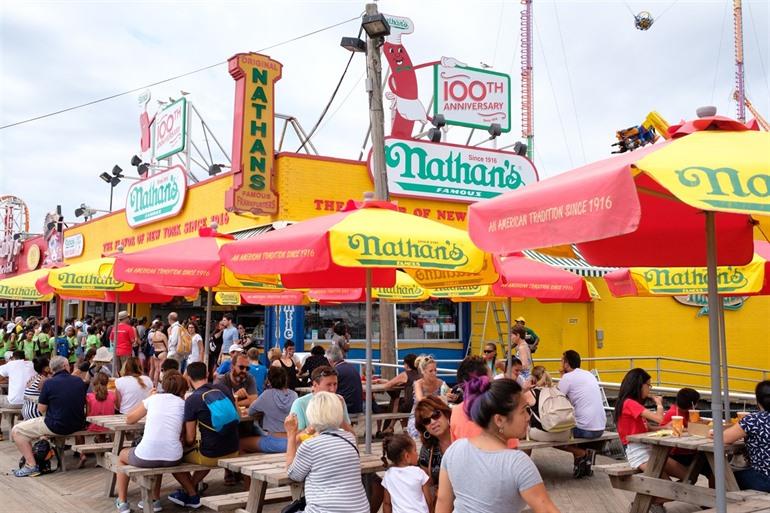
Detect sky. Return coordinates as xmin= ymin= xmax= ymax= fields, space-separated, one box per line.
xmin=1 ymin=0 xmax=768 ymax=232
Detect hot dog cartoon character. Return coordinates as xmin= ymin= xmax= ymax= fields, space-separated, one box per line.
xmin=382 ymin=14 xmax=464 ymax=138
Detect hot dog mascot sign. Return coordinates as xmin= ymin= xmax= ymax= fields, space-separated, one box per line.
xmin=382 ymin=14 xmax=465 ymax=138
xmin=374 ymin=14 xmax=535 ymax=204
xmin=226 ymin=52 xmax=282 ymax=215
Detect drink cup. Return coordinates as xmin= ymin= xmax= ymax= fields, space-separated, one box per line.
xmin=736 ymin=411 xmax=749 ymax=422
xmin=671 ymin=415 xmax=684 ymax=436
xmin=688 ymin=410 xmax=700 ymax=423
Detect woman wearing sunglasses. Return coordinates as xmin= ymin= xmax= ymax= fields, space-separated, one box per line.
xmin=482 ymin=342 xmax=498 ymax=376
xmin=414 ymin=396 xmax=452 ymax=507
xmin=436 ymin=376 xmax=560 ymax=513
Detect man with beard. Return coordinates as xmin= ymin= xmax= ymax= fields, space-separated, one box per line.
xmin=214 ymin=353 xmax=257 ymax=408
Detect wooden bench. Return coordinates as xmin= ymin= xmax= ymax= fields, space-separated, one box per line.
xmin=200 ymin=487 xmax=293 ymax=512
xmin=50 ymin=430 xmax=102 ymax=472
xmin=595 ymin=462 xmax=641 ymax=477
xmin=0 ymin=407 xmax=22 ymax=438
xmin=71 ymin=441 xmax=128 ymax=455
xmin=105 ymin=453 xmax=211 ymax=511
xmin=518 ymin=431 xmax=620 ymax=451
xmin=350 ymin=412 xmax=412 ymax=424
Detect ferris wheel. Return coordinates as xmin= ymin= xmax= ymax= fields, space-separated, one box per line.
xmin=0 ymin=195 xmax=30 ymax=241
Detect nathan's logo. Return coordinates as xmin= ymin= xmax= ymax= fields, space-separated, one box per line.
xmin=226 ymin=52 xmax=282 ymax=215
xmin=56 ymin=273 xmax=125 ymax=290
xmin=673 ymin=295 xmax=748 ymax=317
xmin=377 ymin=284 xmax=425 ymax=298
xmin=642 ymin=267 xmax=749 ymax=293
xmin=0 ymin=285 xmax=42 ymax=300
xmin=347 ymin=233 xmax=469 ymax=269
xmin=431 ymin=285 xmax=485 ymax=297
xmin=126 ymin=168 xmax=187 ymax=228
xmin=675 ymin=166 xmax=770 ymax=213
xmin=374 ymin=138 xmax=538 ymax=203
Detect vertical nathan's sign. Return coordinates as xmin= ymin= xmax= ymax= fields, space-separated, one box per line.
xmin=226 ymin=53 xmax=282 ymax=214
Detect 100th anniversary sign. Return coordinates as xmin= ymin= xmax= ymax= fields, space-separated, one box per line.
xmin=373 ymin=138 xmax=537 ymax=203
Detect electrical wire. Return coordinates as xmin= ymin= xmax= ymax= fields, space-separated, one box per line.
xmin=711 ymin=0 xmax=730 ymax=105
xmin=534 ymin=17 xmax=574 ymax=169
xmin=315 ymin=71 xmax=365 ymax=136
xmin=655 ymin=0 xmax=682 ymax=22
xmin=552 ymin=2 xmax=586 ymax=164
xmin=295 ymin=26 xmax=362 ymax=153
xmin=746 ymin=1 xmax=770 ymax=101
xmin=0 ymin=15 xmax=361 ymax=131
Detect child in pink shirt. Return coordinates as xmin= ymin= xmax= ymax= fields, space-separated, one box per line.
xmin=81 ymin=373 xmax=117 ymax=467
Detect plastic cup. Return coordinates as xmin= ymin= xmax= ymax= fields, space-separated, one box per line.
xmin=688 ymin=410 xmax=700 ymax=423
xmin=671 ymin=415 xmax=684 ymax=436
xmin=736 ymin=411 xmax=749 ymax=422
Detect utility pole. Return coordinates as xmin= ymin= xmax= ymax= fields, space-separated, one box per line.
xmin=733 ymin=0 xmax=746 ymax=122
xmin=365 ymin=2 xmax=396 ymax=379
xmin=521 ymin=0 xmax=534 ymax=160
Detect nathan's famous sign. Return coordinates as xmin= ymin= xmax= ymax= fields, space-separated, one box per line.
xmin=372 ymin=138 xmax=537 ymax=203
xmin=226 ymin=52 xmax=282 ymax=215
xmin=125 ymin=167 xmax=187 ymax=228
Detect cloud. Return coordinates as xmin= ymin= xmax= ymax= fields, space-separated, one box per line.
xmin=1 ymin=0 xmax=768 ymax=229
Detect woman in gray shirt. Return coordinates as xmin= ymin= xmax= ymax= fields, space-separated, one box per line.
xmin=242 ymin=366 xmax=297 ymax=453
xmin=436 ymin=377 xmax=560 ymax=513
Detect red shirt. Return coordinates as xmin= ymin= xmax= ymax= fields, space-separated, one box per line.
xmin=617 ymin=398 xmax=648 ymax=445
xmin=450 ymin=402 xmax=519 ymax=449
xmin=86 ymin=391 xmax=117 ymax=432
xmin=110 ymin=323 xmax=136 ymax=357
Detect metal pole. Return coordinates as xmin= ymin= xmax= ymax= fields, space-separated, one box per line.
xmin=365 ymin=268 xmax=373 ymax=454
xmin=705 ymin=212 xmax=727 ymax=513
xmin=203 ymin=287 xmax=213 ymax=367
xmin=112 ymin=293 xmax=120 ymax=374
xmin=718 ymin=299 xmax=731 ymax=422
xmin=506 ymin=297 xmax=512 ymax=378
xmin=109 ymin=185 xmax=114 ymax=212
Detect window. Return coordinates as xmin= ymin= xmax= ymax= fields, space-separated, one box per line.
xmin=303 ymin=299 xmax=460 ymax=342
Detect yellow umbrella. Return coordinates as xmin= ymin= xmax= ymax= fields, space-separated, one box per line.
xmin=0 ymin=269 xmax=54 ymax=301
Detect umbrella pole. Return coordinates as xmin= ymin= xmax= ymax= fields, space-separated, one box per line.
xmin=718 ymin=299 xmax=731 ymax=422
xmin=506 ymin=297 xmax=512 ymax=379
xmin=365 ymin=269 xmax=373 ymax=454
xmin=705 ymin=212 xmax=727 ymax=513
xmin=203 ymin=287 xmax=213 ymax=367
xmin=113 ymin=293 xmax=120 ymax=374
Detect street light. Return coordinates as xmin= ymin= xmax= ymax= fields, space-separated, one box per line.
xmin=100 ymin=165 xmax=126 ymax=212
xmin=75 ymin=203 xmax=109 ymax=222
xmin=361 ymin=13 xmax=390 ymax=38
xmin=340 ymin=37 xmax=366 ymax=53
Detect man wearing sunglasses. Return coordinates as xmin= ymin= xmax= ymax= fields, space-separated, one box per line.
xmin=214 ymin=352 xmax=258 ymax=408
xmin=289 ymin=365 xmax=355 ymax=437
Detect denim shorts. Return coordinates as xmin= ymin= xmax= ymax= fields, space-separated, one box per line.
xmin=572 ymin=427 xmax=604 ymax=439
xmin=258 ymin=434 xmax=288 ymax=453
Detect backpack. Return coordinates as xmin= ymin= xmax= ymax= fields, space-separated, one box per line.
xmin=55 ymin=336 xmax=70 ymax=358
xmin=530 ymin=387 xmax=576 ymax=433
xmin=19 ymin=439 xmax=60 ymax=474
xmin=141 ymin=329 xmax=155 ymax=358
xmin=524 ymin=330 xmax=539 ymax=354
xmin=176 ymin=325 xmax=192 ymax=355
xmin=198 ymin=388 xmax=239 ymax=432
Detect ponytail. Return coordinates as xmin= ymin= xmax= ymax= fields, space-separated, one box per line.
xmin=463 ymin=376 xmax=522 ymax=429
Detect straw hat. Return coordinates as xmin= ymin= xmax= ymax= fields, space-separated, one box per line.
xmin=93 ymin=346 xmax=113 ymax=363
xmin=515 ymin=316 xmax=526 ymax=323
xmin=118 ymin=311 xmax=130 ymax=321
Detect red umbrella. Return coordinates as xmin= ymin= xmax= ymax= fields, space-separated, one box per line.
xmin=490 ymin=254 xmax=595 ymax=302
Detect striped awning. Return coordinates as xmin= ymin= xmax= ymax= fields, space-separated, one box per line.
xmin=523 ymin=247 xmax=616 ymax=277
xmin=229 ymin=224 xmax=275 ymax=240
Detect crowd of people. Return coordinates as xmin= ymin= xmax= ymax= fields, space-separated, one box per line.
xmin=1 ymin=312 xmax=770 ymax=512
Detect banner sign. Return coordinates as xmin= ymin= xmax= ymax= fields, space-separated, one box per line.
xmin=63 ymin=233 xmax=84 ymax=259
xmin=374 ymin=138 xmax=537 ymax=203
xmin=154 ymin=97 xmax=187 ymax=160
xmin=226 ymin=52 xmax=282 ymax=215
xmin=434 ymin=64 xmax=511 ymax=132
xmin=125 ymin=167 xmax=188 ymax=228
xmin=215 ymin=291 xmax=241 ymax=306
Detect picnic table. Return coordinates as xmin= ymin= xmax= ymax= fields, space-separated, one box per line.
xmin=617 ymin=432 xmax=747 ymax=512
xmin=90 ymin=408 xmax=258 ymax=497
xmin=219 ymin=442 xmax=386 ymax=513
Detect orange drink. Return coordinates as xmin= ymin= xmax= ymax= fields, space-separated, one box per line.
xmin=671 ymin=415 xmax=684 ymax=436
xmin=688 ymin=410 xmax=700 ymax=423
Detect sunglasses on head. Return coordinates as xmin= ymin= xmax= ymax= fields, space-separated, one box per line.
xmin=420 ymin=410 xmax=443 ymax=426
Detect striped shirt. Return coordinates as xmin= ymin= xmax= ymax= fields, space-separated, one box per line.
xmin=287 ymin=429 xmax=369 ymax=513
xmin=22 ymin=374 xmax=44 ymax=421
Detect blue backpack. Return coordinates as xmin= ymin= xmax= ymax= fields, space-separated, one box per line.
xmin=55 ymin=337 xmax=70 ymax=358
xmin=199 ymin=388 xmax=239 ymax=432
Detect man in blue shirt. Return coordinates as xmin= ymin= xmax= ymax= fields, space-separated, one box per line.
xmin=216 ymin=346 xmax=267 ymax=394
xmin=220 ymin=313 xmax=239 ymax=362
xmin=12 ymin=356 xmax=87 ymax=477
xmin=326 ymin=344 xmax=363 ymax=414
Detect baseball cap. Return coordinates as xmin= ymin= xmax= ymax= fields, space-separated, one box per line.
xmin=229 ymin=344 xmax=244 ymax=354
xmin=75 ymin=321 xmax=83 ymax=328
xmin=515 ymin=316 xmax=526 ymax=322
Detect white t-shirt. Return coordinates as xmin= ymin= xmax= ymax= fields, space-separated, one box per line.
xmin=187 ymin=334 xmax=203 ymax=363
xmin=134 ymin=393 xmax=185 ymax=462
xmin=382 ymin=465 xmax=430 ymax=513
xmin=167 ymin=322 xmax=181 ymax=355
xmin=0 ymin=360 xmax=36 ymax=405
xmin=115 ymin=375 xmax=153 ymax=414
xmin=558 ymin=368 xmax=607 ymax=431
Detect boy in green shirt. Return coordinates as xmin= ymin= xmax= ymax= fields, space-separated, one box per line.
xmin=65 ymin=325 xmax=79 ymax=364
xmin=21 ymin=329 xmax=39 ymax=361
xmin=34 ymin=325 xmax=51 ymax=357
xmin=85 ymin=326 xmax=101 ymax=351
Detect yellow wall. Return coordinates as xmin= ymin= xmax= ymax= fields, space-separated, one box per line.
xmin=476 ymin=278 xmax=770 ymax=393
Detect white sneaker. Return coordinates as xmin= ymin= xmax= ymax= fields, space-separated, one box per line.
xmin=136 ymin=499 xmax=162 ymax=512
xmin=115 ymin=500 xmax=131 ymax=513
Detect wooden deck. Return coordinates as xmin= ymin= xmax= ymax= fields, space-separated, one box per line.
xmin=0 ymin=438 xmax=705 ymax=513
